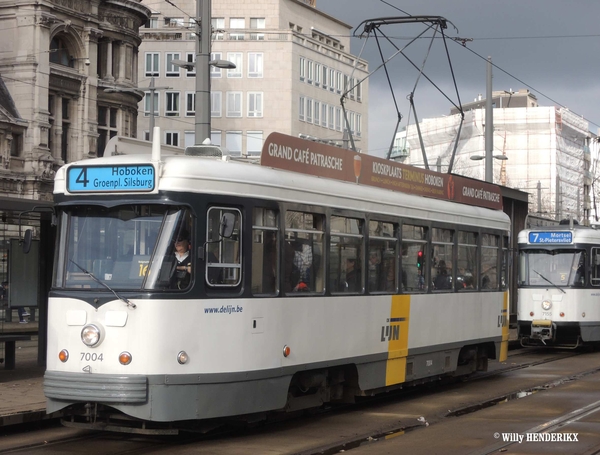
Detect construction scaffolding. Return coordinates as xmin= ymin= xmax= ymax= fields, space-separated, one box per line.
xmin=402 ymin=105 xmax=594 ymax=222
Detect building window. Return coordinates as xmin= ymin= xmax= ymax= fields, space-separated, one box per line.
xmin=49 ymin=36 xmax=73 ymax=67
xmin=321 ymin=103 xmax=327 ymax=127
xmin=356 ymin=114 xmax=362 ymax=136
xmin=250 ymin=17 xmax=265 ymax=40
xmin=226 ymin=131 xmax=242 ymax=156
xmin=329 ymin=68 xmax=335 ymax=92
xmin=227 ymin=53 xmax=242 ymax=78
xmin=145 ymin=53 xmax=159 ymax=77
xmin=357 ymin=81 xmax=362 ymax=102
xmin=186 ymin=92 xmax=195 ymax=116
xmin=166 ymin=53 xmax=181 ymax=77
xmin=336 ymin=71 xmax=342 ymax=94
xmin=335 ymin=108 xmax=341 ymax=132
xmin=226 ymin=92 xmax=242 ymax=117
xmin=299 ymin=96 xmax=305 ymax=121
xmin=211 ymin=52 xmax=222 ymax=78
xmin=97 ymin=106 xmax=118 ymax=158
xmin=307 ymin=60 xmax=313 ymax=84
xmin=247 ymin=131 xmax=263 ymax=156
xmin=10 ymin=133 xmax=22 ymax=157
xmin=314 ymin=101 xmax=320 ymax=126
xmin=211 ymin=91 xmax=222 ymax=117
xmin=248 ymin=92 xmax=263 ymax=118
xmin=184 ymin=131 xmax=194 ymax=148
xmin=322 ymin=65 xmax=328 ymax=89
xmin=306 ymin=98 xmax=312 ymax=123
xmin=165 ymin=92 xmax=180 ymax=116
xmin=144 ymin=17 xmax=158 ymax=28
xmin=248 ymin=53 xmax=263 ymax=78
xmin=165 ymin=17 xmax=184 ymax=27
xmin=165 ymin=131 xmax=180 ymax=147
xmin=185 ymin=52 xmax=195 ymax=77
xmin=299 ymin=57 xmax=306 ymax=82
xmin=328 ymin=105 xmax=334 ymax=129
xmin=315 ymin=63 xmax=321 ymax=87
xmin=230 ymin=17 xmax=245 ymax=40
xmin=211 ymin=130 xmax=222 ymax=146
xmin=144 ymin=91 xmax=159 ymax=116
xmin=212 ymin=18 xmax=225 ymax=40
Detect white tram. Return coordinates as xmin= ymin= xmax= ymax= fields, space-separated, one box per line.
xmin=518 ymin=223 xmax=600 ymax=347
xmin=43 ymin=134 xmax=510 ymax=433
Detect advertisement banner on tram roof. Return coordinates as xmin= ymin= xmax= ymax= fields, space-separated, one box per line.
xmin=261 ymin=132 xmax=503 ymax=210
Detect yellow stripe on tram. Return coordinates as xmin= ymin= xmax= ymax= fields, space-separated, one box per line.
xmin=499 ymin=291 xmax=509 ymax=362
xmin=385 ymin=294 xmax=410 ymax=386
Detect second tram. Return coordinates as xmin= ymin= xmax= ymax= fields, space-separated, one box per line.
xmin=518 ymin=223 xmax=600 ymax=347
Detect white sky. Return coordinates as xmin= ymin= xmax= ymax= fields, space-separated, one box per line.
xmin=317 ymin=0 xmax=600 ymax=156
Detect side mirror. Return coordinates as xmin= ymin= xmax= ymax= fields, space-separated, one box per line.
xmin=220 ymin=213 xmax=235 ymax=239
xmin=23 ymin=229 xmax=32 ymax=254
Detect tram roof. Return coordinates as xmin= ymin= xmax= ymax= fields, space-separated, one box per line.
xmin=54 ymin=152 xmax=510 ymax=232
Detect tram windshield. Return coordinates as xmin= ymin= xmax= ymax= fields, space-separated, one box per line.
xmin=53 ymin=204 xmax=192 ymax=290
xmin=518 ymin=249 xmax=586 ymax=288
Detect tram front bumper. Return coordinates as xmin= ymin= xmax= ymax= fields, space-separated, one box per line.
xmin=530 ymin=319 xmax=554 ymax=343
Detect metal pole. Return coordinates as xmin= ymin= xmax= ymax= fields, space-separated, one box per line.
xmin=195 ymin=0 xmax=211 ymax=145
xmin=149 ymin=77 xmax=155 ymax=142
xmin=485 ymin=56 xmax=493 ymax=183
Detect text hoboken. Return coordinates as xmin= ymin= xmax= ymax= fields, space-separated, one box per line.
xmin=111 ymin=167 xmax=153 ymax=176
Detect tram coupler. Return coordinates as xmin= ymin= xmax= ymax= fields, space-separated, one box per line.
xmin=530 ymin=319 xmax=555 ymax=344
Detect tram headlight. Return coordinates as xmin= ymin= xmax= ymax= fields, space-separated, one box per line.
xmin=81 ymin=324 xmax=101 ymax=347
xmin=541 ymin=300 xmax=552 ymax=311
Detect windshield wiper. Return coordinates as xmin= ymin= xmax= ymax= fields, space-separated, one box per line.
xmin=532 ymin=269 xmax=566 ymax=294
xmin=70 ymin=259 xmax=137 ymax=309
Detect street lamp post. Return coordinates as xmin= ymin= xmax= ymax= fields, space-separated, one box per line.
xmin=469 ymin=56 xmax=508 ymax=183
xmin=195 ymin=0 xmax=211 ymax=146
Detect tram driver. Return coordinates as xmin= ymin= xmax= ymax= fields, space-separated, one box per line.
xmin=173 ymin=230 xmax=191 ymax=289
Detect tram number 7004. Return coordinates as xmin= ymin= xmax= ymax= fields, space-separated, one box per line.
xmin=80 ymin=352 xmax=104 ymax=362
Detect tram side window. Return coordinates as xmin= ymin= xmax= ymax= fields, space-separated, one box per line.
xmin=206 ymin=207 xmax=242 ymax=287
xmin=481 ymin=234 xmax=499 ymax=290
xmin=401 ymin=224 xmax=427 ymax=292
xmin=432 ymin=228 xmax=454 ymax=291
xmin=330 ymin=216 xmax=364 ymax=294
xmin=592 ymin=248 xmax=600 ymax=287
xmin=284 ymin=211 xmax=324 ymax=293
xmin=457 ymin=231 xmax=478 ymax=290
xmin=368 ymin=220 xmax=397 ymax=293
xmin=251 ymin=208 xmax=278 ymax=295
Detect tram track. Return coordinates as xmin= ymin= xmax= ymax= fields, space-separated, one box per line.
xmin=0 ymin=348 xmax=594 ymax=454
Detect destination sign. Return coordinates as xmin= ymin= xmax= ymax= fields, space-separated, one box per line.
xmin=528 ymin=231 xmax=573 ymax=244
xmin=67 ymin=165 xmax=155 ymax=193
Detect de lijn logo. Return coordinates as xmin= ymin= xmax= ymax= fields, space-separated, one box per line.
xmin=381 ymin=323 xmax=400 ymax=342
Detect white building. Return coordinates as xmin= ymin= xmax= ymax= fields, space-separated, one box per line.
xmin=137 ymin=0 xmax=369 ymax=155
xmin=399 ymin=90 xmax=596 ymax=222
